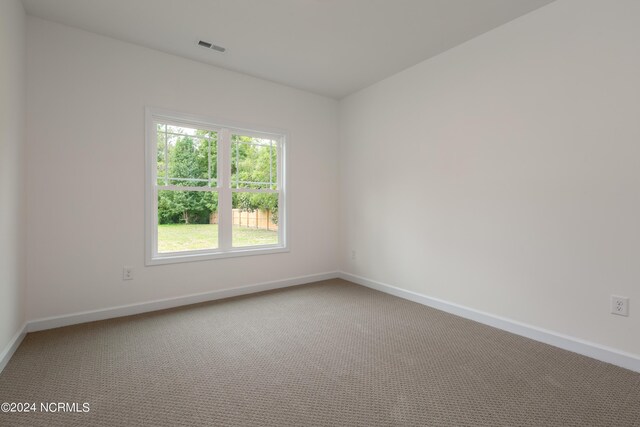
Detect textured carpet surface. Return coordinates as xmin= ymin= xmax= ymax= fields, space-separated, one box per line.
xmin=0 ymin=279 xmax=639 ymax=426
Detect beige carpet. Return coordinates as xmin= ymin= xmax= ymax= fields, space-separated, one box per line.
xmin=0 ymin=279 xmax=638 ymax=426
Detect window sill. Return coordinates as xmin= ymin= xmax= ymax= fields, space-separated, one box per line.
xmin=146 ymin=245 xmax=289 ymax=266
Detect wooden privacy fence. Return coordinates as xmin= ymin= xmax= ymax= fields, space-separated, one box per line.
xmin=210 ymin=209 xmax=278 ymax=231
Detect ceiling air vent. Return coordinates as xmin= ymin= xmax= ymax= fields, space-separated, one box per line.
xmin=197 ymin=40 xmax=226 ymax=53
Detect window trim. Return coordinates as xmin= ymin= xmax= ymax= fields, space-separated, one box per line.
xmin=145 ymin=107 xmax=288 ymax=265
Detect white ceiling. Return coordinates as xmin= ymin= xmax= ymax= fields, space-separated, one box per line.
xmin=22 ymin=0 xmax=554 ymax=99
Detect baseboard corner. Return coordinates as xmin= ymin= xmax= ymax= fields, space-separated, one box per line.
xmin=0 ymin=323 xmax=27 ymax=374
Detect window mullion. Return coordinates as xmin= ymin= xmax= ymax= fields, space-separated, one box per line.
xmin=235 ymin=139 xmax=239 ymax=189
xmin=277 ymin=138 xmax=284 ymax=246
xmin=277 ymin=139 xmax=282 ymax=191
xmin=208 ymin=134 xmax=212 ymax=186
xmin=218 ymin=129 xmax=232 ymax=250
xmin=164 ymin=126 xmax=169 ymax=185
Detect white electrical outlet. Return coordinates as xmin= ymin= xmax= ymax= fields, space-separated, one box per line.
xmin=123 ymin=267 xmax=133 ymax=281
xmin=351 ymin=250 xmax=356 ymax=260
xmin=611 ymin=295 xmax=629 ymax=316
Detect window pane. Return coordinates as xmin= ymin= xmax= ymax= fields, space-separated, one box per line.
xmin=231 ymin=135 xmax=277 ymax=190
xmin=158 ymin=190 xmax=218 ymax=252
xmin=163 ymin=127 xmax=217 ymax=187
xmin=231 ymin=192 xmax=279 ymax=247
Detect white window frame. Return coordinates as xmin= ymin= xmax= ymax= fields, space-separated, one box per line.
xmin=145 ymin=107 xmax=288 ymax=265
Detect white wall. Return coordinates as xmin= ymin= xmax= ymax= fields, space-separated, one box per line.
xmin=26 ymin=17 xmax=339 ymax=320
xmin=0 ymin=0 xmax=27 ymax=354
xmin=339 ymin=0 xmax=640 ymax=357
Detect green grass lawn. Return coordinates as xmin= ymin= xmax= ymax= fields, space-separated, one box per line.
xmin=158 ymin=224 xmax=278 ymax=252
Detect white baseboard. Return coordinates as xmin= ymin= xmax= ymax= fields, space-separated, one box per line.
xmin=14 ymin=270 xmax=640 ymax=374
xmin=339 ymin=271 xmax=640 ymax=373
xmin=0 ymin=323 xmax=27 ymax=374
xmin=27 ymin=271 xmax=339 ymax=333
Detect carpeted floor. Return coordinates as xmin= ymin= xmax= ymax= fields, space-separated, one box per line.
xmin=0 ymin=279 xmax=638 ymax=426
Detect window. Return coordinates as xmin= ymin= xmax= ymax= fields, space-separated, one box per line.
xmin=145 ymin=108 xmax=287 ymax=264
